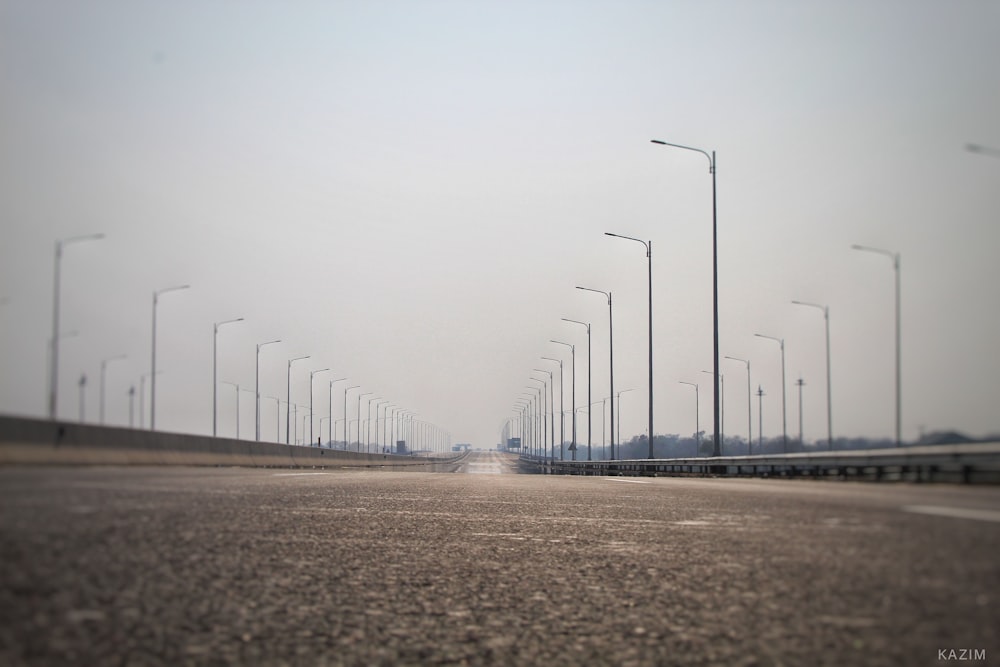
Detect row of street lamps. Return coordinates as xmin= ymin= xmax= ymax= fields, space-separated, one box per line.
xmin=506 ymin=135 xmax=903 ymax=457
xmin=511 ymin=138 xmax=716 ymax=460
xmin=47 ymin=234 xmax=448 ymax=451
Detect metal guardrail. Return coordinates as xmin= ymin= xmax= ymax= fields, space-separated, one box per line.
xmin=520 ymin=442 xmax=1000 ymax=483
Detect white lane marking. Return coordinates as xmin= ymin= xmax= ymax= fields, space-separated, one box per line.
xmin=272 ymin=472 xmax=332 ymax=477
xmin=902 ymin=505 xmax=1000 ymax=523
xmin=604 ymin=477 xmax=651 ymax=484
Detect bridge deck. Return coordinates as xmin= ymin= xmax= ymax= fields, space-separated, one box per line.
xmin=1 ymin=452 xmax=997 ymax=664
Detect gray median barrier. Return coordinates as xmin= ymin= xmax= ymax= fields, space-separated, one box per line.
xmin=0 ymin=415 xmax=470 ymax=469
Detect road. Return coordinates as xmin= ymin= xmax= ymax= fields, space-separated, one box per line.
xmin=1 ymin=452 xmax=997 ymax=665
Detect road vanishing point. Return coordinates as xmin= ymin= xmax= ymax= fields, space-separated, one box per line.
xmin=1 ymin=451 xmax=997 ymax=665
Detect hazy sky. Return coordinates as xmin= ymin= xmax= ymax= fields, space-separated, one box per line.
xmin=2 ymin=0 xmax=998 ymax=450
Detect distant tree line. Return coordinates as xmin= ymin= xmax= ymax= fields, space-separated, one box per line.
xmin=573 ymin=429 xmax=1000 ymax=460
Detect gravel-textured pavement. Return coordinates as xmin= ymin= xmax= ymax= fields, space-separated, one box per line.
xmin=1 ymin=452 xmax=997 ymax=666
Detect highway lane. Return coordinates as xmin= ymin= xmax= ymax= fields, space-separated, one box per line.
xmin=1 ymin=453 xmax=997 ymax=665
xmin=453 ymin=449 xmax=520 ymax=474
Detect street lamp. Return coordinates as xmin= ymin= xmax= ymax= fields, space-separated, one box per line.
xmin=652 ymin=138 xmax=720 ymax=457
xmin=852 ymin=244 xmax=901 ymax=447
xmin=754 ymin=333 xmax=787 ymax=452
xmin=128 ymin=385 xmax=135 ymax=428
xmin=527 ymin=380 xmax=545 ymax=460
xmin=384 ymin=404 xmax=396 ymax=452
xmin=78 ymin=373 xmax=87 ymax=422
xmin=372 ymin=400 xmax=389 ymax=451
xmin=792 ymin=300 xmax=833 ymax=450
xmin=49 ymin=233 xmax=104 ymax=420
xmin=516 ymin=402 xmax=528 ymax=454
xmin=679 ymin=381 xmax=699 ymax=456
xmin=266 ymin=396 xmax=280 ymax=442
xmin=606 ymin=232 xmax=654 ymax=459
xmin=550 ymin=340 xmax=576 ymax=460
xmin=344 ymin=385 xmax=360 ymax=449
xmin=757 ymin=385 xmax=765 ymax=447
xmin=256 ymin=339 xmax=281 ymax=441
xmin=532 ymin=369 xmax=554 ymax=464
xmin=562 ymin=318 xmax=592 ymax=460
xmin=151 ymin=284 xmax=190 ymax=430
xmin=286 ymin=355 xmax=310 ymax=444
xmin=358 ymin=392 xmax=373 ymax=452
xmin=615 ymin=388 xmax=635 ymax=454
xmin=576 ymin=286 xmax=614 ymax=460
xmin=99 ymin=354 xmax=127 ymax=425
xmin=309 ymin=368 xmax=330 ymax=445
xmin=329 ymin=378 xmax=347 ymax=447
xmin=541 ymin=356 xmax=564 ymax=460
xmin=139 ymin=370 xmax=162 ymax=429
xmin=701 ymin=370 xmax=723 ymax=452
xmin=724 ymin=356 xmax=752 ymax=455
xmin=213 ymin=317 xmax=244 ymax=437
xmin=518 ymin=393 xmax=534 ymax=456
xmin=795 ymin=377 xmax=806 ymax=447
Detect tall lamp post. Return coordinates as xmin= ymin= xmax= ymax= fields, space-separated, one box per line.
xmin=358 ymin=392 xmax=373 ymax=452
xmin=792 ymin=300 xmax=833 ymax=450
xmin=527 ymin=379 xmax=545 ymax=460
xmin=139 ymin=370 xmax=161 ymax=429
xmin=256 ymin=339 xmax=281 ymax=441
xmin=151 ymin=284 xmax=190 ymax=430
xmin=606 ymin=232 xmax=654 ymax=459
xmin=78 ymin=373 xmax=87 ymax=422
xmin=328 ymin=378 xmax=347 ymax=447
xmin=852 ymin=244 xmax=901 ymax=447
xmin=99 ymin=354 xmax=127 ymax=425
xmin=213 ymin=317 xmax=244 ymax=437
xmin=286 ymin=355 xmax=310 ymax=444
xmin=266 ymin=396 xmax=280 ymax=442
xmin=516 ymin=398 xmax=528 ymax=455
xmin=724 ymin=356 xmax=752 ymax=455
xmin=550 ymin=340 xmax=576 ymax=460
xmin=518 ymin=394 xmax=534 ymax=456
xmin=532 ymin=371 xmax=554 ymax=464
xmin=702 ymin=370 xmax=723 ymax=452
xmin=372 ymin=400 xmax=389 ymax=452
xmin=757 ymin=385 xmax=765 ymax=446
xmin=309 ymin=368 xmax=330 ymax=445
xmin=615 ymin=387 xmax=635 ymax=454
xmin=541 ymin=356 xmax=564 ymax=460
xmin=384 ymin=405 xmax=396 ymax=452
xmin=576 ymin=286 xmax=614 ymax=459
xmin=652 ymin=138 xmax=720 ymax=457
xmin=344 ymin=385 xmax=360 ymax=449
xmin=563 ymin=318 xmax=592 ymax=460
xmin=754 ymin=333 xmax=787 ymax=452
xmin=679 ymin=381 xmax=699 ymax=455
xmin=49 ymin=233 xmax=104 ymax=420
xmin=534 ymin=369 xmax=554 ymax=463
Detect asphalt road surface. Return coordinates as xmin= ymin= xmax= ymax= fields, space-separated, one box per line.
xmin=1 ymin=452 xmax=997 ymax=666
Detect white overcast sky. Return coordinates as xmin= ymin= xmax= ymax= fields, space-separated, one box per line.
xmin=1 ymin=0 xmax=998 ymax=449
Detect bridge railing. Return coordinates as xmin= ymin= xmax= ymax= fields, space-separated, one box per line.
xmin=520 ymin=442 xmax=1000 ymax=483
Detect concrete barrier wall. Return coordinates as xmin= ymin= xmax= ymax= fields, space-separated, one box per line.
xmin=0 ymin=414 xmax=464 ymax=469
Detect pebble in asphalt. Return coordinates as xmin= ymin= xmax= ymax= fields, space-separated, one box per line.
xmin=1 ymin=451 xmax=998 ymax=665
